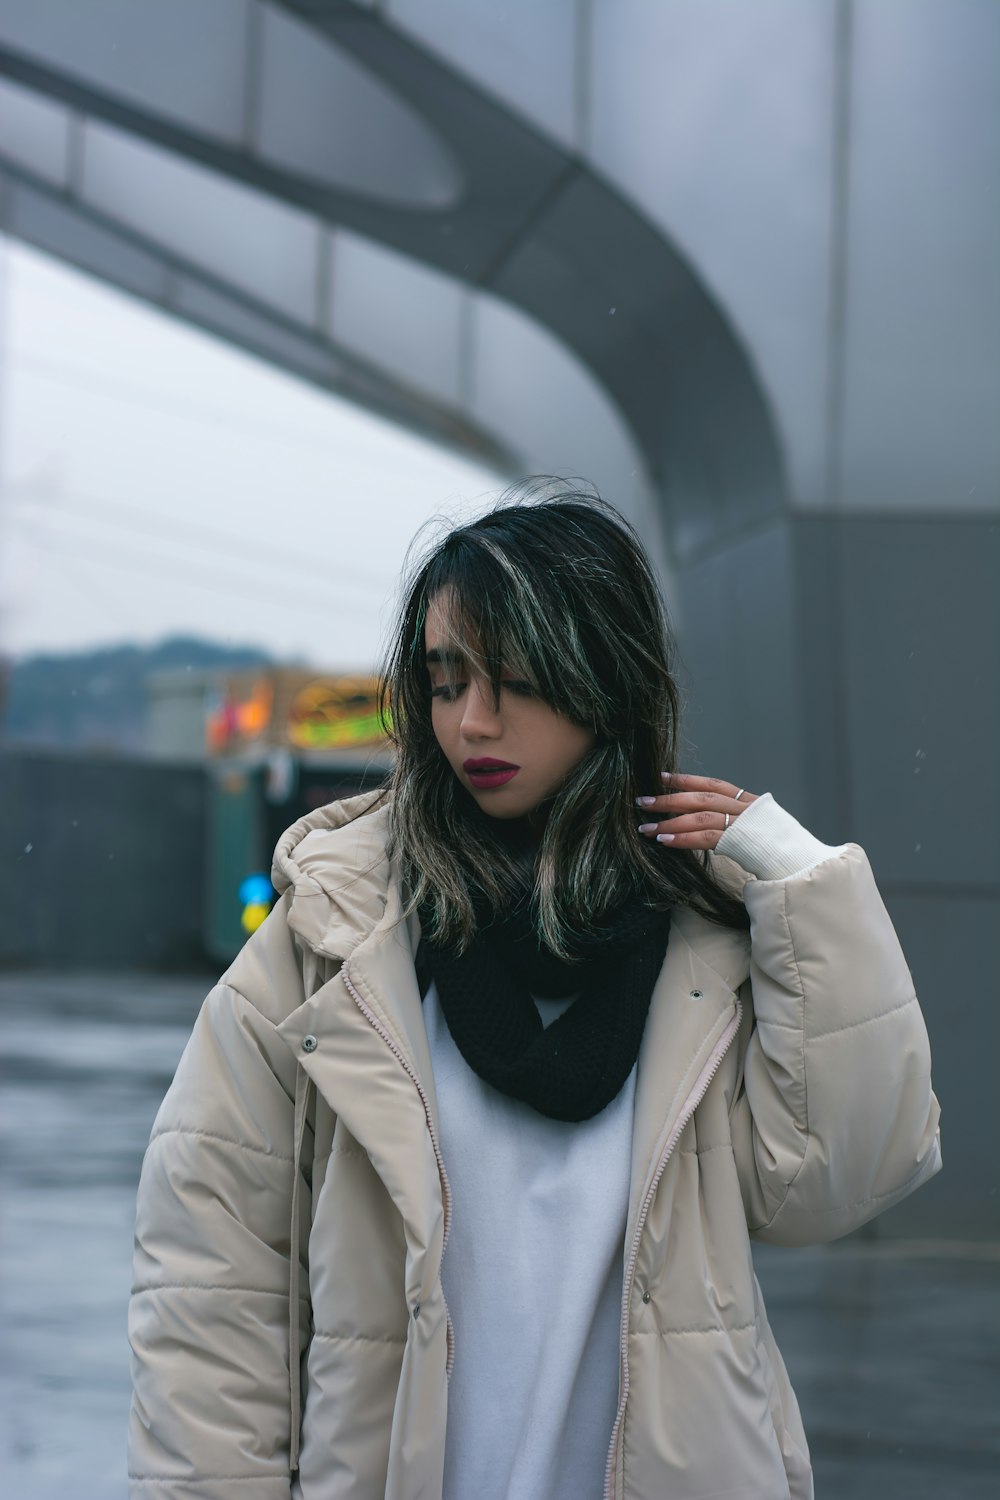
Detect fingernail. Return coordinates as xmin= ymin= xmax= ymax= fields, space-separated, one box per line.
xmin=656 ymin=833 xmax=675 ymax=843
xmin=660 ymin=771 xmax=671 ymax=781
xmin=636 ymin=796 xmax=656 ymax=807
xmin=637 ymin=823 xmax=659 ymax=834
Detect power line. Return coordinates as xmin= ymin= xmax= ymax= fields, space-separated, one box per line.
xmin=14 ymin=525 xmax=136 ymax=634
xmin=4 ymin=483 xmax=394 ymax=594
xmin=6 ymin=350 xmax=388 ymax=462
xmin=7 ymin=513 xmax=384 ymax=623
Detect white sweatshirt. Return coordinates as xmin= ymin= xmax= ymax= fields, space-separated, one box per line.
xmin=429 ymin=794 xmax=847 ymax=1500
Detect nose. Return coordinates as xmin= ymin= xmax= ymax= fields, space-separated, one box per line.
xmin=460 ymin=675 xmax=503 ymax=738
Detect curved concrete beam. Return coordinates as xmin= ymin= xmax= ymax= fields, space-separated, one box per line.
xmin=0 ymin=1 xmax=787 ymax=550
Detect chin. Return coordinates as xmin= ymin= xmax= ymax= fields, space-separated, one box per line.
xmin=467 ymin=788 xmax=537 ymax=820
xmin=475 ymin=800 xmax=529 ymax=819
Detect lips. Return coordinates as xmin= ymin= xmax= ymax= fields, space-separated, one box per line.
xmin=464 ymin=759 xmax=521 ymax=791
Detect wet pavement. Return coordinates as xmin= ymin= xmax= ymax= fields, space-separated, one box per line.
xmin=1 ymin=970 xmax=997 ymax=1499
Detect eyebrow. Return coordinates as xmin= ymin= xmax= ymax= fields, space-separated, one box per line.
xmin=424 ymin=647 xmax=466 ymax=666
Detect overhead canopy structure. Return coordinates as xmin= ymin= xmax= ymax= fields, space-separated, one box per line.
xmin=0 ymin=0 xmax=783 ymax=556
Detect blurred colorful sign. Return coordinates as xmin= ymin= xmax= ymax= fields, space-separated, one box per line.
xmin=206 ymin=678 xmax=273 ymax=753
xmin=288 ymin=675 xmax=389 ymax=749
xmin=205 ymin=669 xmax=390 ymax=754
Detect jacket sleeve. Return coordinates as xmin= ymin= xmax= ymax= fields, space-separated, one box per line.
xmin=128 ymin=899 xmax=307 ymax=1500
xmin=722 ymin=803 xmax=943 ymax=1247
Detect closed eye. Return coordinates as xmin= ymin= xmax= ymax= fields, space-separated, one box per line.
xmin=430 ymin=680 xmax=536 ymax=701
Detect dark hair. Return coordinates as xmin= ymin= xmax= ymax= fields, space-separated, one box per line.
xmin=371 ymin=477 xmax=749 ymax=959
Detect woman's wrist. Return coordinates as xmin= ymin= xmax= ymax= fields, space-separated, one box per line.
xmin=715 ymin=791 xmax=851 ymax=880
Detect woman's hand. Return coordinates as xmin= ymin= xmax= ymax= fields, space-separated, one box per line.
xmin=636 ymin=772 xmax=760 ymax=850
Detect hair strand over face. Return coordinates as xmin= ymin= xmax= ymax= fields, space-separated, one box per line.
xmin=367 ymin=477 xmax=749 ymax=959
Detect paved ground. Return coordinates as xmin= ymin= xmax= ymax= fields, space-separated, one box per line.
xmin=1 ymin=970 xmax=997 ymax=1499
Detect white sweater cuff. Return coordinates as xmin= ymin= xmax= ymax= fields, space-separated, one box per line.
xmin=714 ymin=791 xmax=851 ymax=881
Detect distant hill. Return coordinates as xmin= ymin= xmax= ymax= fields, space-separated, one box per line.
xmin=0 ymin=636 xmax=275 ymax=754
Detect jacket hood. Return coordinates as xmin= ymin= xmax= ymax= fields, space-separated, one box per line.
xmin=271 ymin=788 xmax=394 ymax=962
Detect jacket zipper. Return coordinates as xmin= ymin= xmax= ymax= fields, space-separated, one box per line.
xmin=603 ymin=997 xmax=743 ymax=1500
xmin=341 ymin=960 xmax=456 ymax=1378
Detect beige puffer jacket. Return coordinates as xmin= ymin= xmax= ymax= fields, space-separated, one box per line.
xmin=128 ymin=790 xmax=941 ymax=1500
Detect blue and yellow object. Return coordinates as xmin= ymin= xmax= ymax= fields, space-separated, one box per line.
xmin=239 ymin=872 xmax=274 ymax=933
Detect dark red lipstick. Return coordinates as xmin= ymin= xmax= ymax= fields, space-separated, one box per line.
xmin=463 ymin=757 xmax=520 ymax=790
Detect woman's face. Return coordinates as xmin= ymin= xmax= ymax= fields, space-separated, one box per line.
xmin=424 ymin=590 xmax=595 ymax=823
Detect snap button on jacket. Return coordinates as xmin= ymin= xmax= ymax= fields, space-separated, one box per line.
xmin=128 ymin=791 xmax=942 ymax=1500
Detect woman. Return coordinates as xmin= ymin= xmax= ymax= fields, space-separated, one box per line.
xmin=128 ymin=484 xmax=941 ymax=1500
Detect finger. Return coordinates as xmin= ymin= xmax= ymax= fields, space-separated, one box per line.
xmin=656 ymin=828 xmax=725 ymax=850
xmin=637 ymin=812 xmax=729 ymax=838
xmin=636 ymin=790 xmax=745 ymax=815
xmin=661 ymin=772 xmax=735 ymax=794
xmin=661 ymin=772 xmax=759 ymax=805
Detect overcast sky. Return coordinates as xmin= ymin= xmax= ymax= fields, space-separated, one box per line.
xmin=0 ymin=236 xmax=504 ymax=669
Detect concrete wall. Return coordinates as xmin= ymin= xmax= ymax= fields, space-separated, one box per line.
xmin=675 ymin=511 xmax=1000 ymax=1238
xmin=0 ymin=747 xmax=208 ymax=970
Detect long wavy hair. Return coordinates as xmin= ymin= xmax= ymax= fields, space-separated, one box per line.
xmin=369 ymin=478 xmax=749 ymax=961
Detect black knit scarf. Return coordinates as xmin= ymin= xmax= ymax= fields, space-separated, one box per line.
xmin=416 ymin=822 xmax=671 ymax=1122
